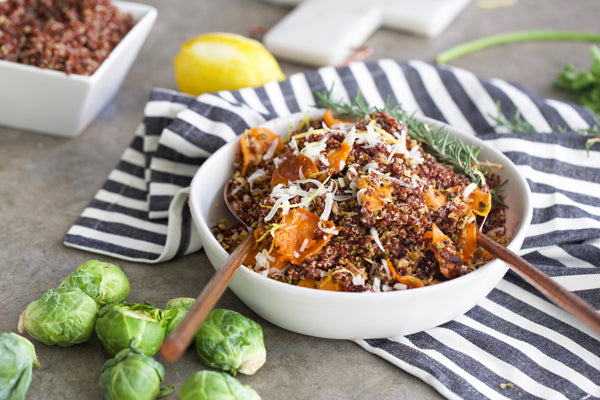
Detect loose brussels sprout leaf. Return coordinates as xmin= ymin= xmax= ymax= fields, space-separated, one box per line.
xmin=99 ymin=339 xmax=174 ymax=400
xmin=95 ymin=302 xmax=166 ymax=356
xmin=0 ymin=332 xmax=39 ymax=400
xmin=60 ymin=260 xmax=130 ymax=306
xmin=164 ymin=297 xmax=195 ymax=337
xmin=18 ymin=287 xmax=98 ymax=347
xmin=194 ymin=309 xmax=266 ymax=376
xmin=178 ymin=370 xmax=261 ymax=400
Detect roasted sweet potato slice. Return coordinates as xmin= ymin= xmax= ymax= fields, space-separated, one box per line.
xmin=357 ymin=176 xmax=393 ymax=212
xmin=326 ymin=142 xmax=351 ymax=174
xmin=240 ymin=126 xmax=282 ymax=175
xmin=270 ymin=153 xmax=319 ymax=188
xmin=272 ymin=208 xmax=336 ymax=264
xmin=456 ymin=212 xmax=477 ymax=264
xmin=467 ymin=186 xmax=492 ymax=216
xmin=387 ymin=260 xmax=425 ymax=288
xmin=424 ymin=223 xmax=464 ymax=280
xmin=424 ymin=186 xmax=447 ymax=211
xmin=451 ymin=185 xmax=492 ymax=216
xmin=243 ymin=228 xmax=289 ymax=271
xmin=297 ymin=277 xmax=341 ymax=291
xmin=323 ymin=109 xmax=350 ymax=128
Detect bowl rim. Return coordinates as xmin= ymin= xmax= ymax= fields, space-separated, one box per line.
xmin=189 ymin=107 xmax=533 ymax=299
xmin=0 ymin=0 xmax=157 ymax=81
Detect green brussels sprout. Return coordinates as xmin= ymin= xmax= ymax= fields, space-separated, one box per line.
xmin=164 ymin=297 xmax=195 ymax=337
xmin=95 ymin=302 xmax=166 ymax=356
xmin=194 ymin=309 xmax=266 ymax=376
xmin=60 ymin=260 xmax=130 ymax=306
xmin=0 ymin=333 xmax=39 ymax=400
xmin=99 ymin=339 xmax=174 ymax=400
xmin=178 ymin=370 xmax=261 ymax=400
xmin=18 ymin=287 xmax=98 ymax=346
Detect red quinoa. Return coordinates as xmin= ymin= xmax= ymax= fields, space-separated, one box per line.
xmin=0 ymin=0 xmax=134 ymax=75
xmin=214 ymin=112 xmax=507 ymax=293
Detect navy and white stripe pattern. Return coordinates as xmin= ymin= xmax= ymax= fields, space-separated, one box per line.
xmin=63 ymin=59 xmax=600 ymax=399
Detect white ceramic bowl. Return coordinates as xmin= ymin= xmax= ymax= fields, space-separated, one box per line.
xmin=189 ymin=109 xmax=533 ymax=339
xmin=0 ymin=1 xmax=157 ymax=138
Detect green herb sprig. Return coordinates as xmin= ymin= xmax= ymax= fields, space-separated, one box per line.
xmin=314 ymin=89 xmax=373 ymax=119
xmin=554 ymin=44 xmax=600 ymax=115
xmin=487 ymin=101 xmax=535 ymax=133
xmin=552 ymin=44 xmax=600 ymax=151
xmin=487 ymin=100 xmax=600 ymax=153
xmin=314 ymin=88 xmax=487 ymax=186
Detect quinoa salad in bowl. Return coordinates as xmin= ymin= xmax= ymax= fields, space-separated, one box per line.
xmin=189 ymin=101 xmax=532 ymax=338
xmin=214 ymin=109 xmax=508 ymax=293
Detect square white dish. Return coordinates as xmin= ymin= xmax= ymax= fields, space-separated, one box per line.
xmin=0 ymin=1 xmax=157 ymax=138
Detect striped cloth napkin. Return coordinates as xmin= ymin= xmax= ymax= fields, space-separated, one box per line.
xmin=63 ymin=60 xmax=600 ymax=400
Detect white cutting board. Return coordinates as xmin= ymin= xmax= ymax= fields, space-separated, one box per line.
xmin=262 ymin=0 xmax=472 ymax=66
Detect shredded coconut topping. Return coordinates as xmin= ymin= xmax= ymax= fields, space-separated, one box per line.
xmin=373 ymin=277 xmax=381 ymax=292
xmin=352 ymin=273 xmax=365 ymax=286
xmin=262 ymin=139 xmax=279 ymax=161
xmin=321 ymin=192 xmax=334 ymax=221
xmin=344 ymin=126 xmax=357 ymax=147
xmin=266 ymin=178 xmax=334 ymax=221
xmin=318 ymin=220 xmax=339 ymax=235
xmin=299 ymin=238 xmax=309 ymax=252
xmin=370 ymin=227 xmax=384 ymax=251
xmin=254 ymin=248 xmax=273 ymax=274
xmin=463 ymin=182 xmax=478 ymax=201
xmin=301 ymin=137 xmax=328 ymax=162
xmin=289 ymin=137 xmax=299 ymax=154
xmin=380 ymin=258 xmax=392 ymax=281
xmin=247 ymin=169 xmax=265 ymax=192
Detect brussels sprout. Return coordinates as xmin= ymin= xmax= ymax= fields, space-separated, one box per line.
xmin=18 ymin=287 xmax=98 ymax=346
xmin=99 ymin=339 xmax=174 ymax=400
xmin=178 ymin=370 xmax=261 ymax=400
xmin=60 ymin=260 xmax=130 ymax=306
xmin=95 ymin=302 xmax=166 ymax=356
xmin=164 ymin=297 xmax=195 ymax=337
xmin=194 ymin=309 xmax=266 ymax=376
xmin=0 ymin=333 xmax=39 ymax=400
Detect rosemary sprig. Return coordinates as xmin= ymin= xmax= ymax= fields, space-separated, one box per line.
xmin=314 ymin=87 xmax=487 ymax=186
xmin=490 ymin=178 xmax=509 ymax=208
xmin=487 ymin=100 xmax=600 ymax=154
xmin=313 ymin=88 xmax=372 ymax=119
xmin=402 ymin=114 xmax=486 ymax=186
xmin=487 ymin=101 xmax=534 ymax=132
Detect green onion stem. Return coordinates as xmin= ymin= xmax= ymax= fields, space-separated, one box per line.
xmin=436 ymin=30 xmax=600 ymax=64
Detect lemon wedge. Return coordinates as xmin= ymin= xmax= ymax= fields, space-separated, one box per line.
xmin=173 ymin=32 xmax=286 ymax=96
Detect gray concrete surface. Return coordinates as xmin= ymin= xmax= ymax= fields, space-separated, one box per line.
xmin=1 ymin=1 xmax=598 ymax=399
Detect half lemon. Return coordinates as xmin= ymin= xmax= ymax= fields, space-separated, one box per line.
xmin=174 ymin=32 xmax=286 ymax=96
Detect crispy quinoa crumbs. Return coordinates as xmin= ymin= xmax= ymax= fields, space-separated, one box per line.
xmin=0 ymin=0 xmax=134 ymax=75
xmin=214 ymin=111 xmax=507 ymax=293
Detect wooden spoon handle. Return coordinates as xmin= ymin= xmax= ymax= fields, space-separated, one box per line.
xmin=477 ymin=232 xmax=600 ymax=337
xmin=160 ymin=232 xmax=256 ymax=362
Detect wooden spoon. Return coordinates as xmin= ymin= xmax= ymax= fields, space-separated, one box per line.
xmin=159 ymin=183 xmax=255 ymax=362
xmin=476 ymin=232 xmax=600 ymax=337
